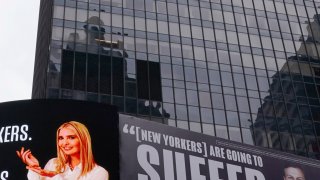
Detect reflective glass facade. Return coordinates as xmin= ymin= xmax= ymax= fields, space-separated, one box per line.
xmin=33 ymin=0 xmax=320 ymax=160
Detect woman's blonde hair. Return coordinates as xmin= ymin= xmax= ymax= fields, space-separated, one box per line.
xmin=55 ymin=121 xmax=95 ymax=176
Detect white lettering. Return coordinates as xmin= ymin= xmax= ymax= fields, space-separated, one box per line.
xmin=141 ymin=130 xmax=161 ymax=144
xmin=4 ymin=126 xmax=11 ymax=142
xmin=245 ymin=168 xmax=265 ymax=180
xmin=136 ymin=146 xmax=265 ymax=180
xmin=210 ymin=146 xmax=225 ymax=159
xmin=137 ymin=144 xmax=160 ymax=180
xmin=163 ymin=150 xmax=174 ymax=180
xmin=227 ymin=164 xmax=242 ymax=180
xmin=0 ymin=125 xmax=30 ymax=143
xmin=10 ymin=126 xmax=19 ymax=141
xmin=175 ymin=152 xmax=187 ymax=180
xmin=252 ymin=155 xmax=263 ymax=167
xmin=226 ymin=149 xmax=252 ymax=165
xmin=189 ymin=155 xmax=206 ymax=180
xmin=0 ymin=127 xmax=4 ymax=142
xmin=163 ymin=135 xmax=203 ymax=154
xmin=20 ymin=125 xmax=29 ymax=141
xmin=0 ymin=171 xmax=9 ymax=180
xmin=208 ymin=160 xmax=224 ymax=180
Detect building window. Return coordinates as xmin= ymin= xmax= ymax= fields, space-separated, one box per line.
xmin=137 ymin=60 xmax=162 ymax=101
xmin=314 ymin=67 xmax=320 ymax=77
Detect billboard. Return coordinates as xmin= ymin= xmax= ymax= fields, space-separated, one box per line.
xmin=0 ymin=100 xmax=119 ymax=180
xmin=119 ymin=115 xmax=320 ymax=180
xmin=1 ymin=100 xmax=319 ymax=180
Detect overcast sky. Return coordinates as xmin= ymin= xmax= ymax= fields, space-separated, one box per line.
xmin=0 ymin=0 xmax=40 ymax=103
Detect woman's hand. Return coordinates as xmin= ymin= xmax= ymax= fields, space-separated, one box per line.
xmin=26 ymin=166 xmax=58 ymax=177
xmin=16 ymin=147 xmax=40 ymax=167
xmin=17 ymin=147 xmax=58 ymax=177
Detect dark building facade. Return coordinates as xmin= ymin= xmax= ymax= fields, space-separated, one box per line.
xmin=32 ymin=0 xmax=320 ymax=160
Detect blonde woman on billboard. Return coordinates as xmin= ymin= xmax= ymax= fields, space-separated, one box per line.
xmin=17 ymin=121 xmax=109 ymax=180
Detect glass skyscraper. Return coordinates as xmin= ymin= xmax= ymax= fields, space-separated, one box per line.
xmin=32 ymin=0 xmax=320 ymax=160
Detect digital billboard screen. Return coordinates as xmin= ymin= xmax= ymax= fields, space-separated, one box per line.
xmin=1 ymin=100 xmax=319 ymax=180
xmin=0 ymin=100 xmax=119 ymax=180
xmin=119 ymin=115 xmax=320 ymax=180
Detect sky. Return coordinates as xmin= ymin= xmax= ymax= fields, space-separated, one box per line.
xmin=0 ymin=0 xmax=40 ymax=103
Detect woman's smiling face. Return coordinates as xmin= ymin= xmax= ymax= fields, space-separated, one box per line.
xmin=58 ymin=126 xmax=80 ymax=157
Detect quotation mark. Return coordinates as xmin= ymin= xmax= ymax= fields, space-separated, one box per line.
xmin=123 ymin=124 xmax=135 ymax=135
